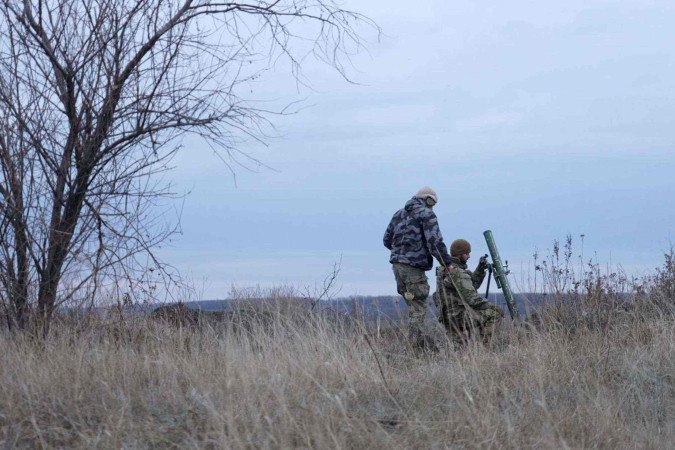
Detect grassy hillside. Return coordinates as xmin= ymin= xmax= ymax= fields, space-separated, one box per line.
xmin=1 ymin=255 xmax=673 ymax=448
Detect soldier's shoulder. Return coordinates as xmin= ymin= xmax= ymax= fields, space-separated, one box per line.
xmin=448 ymin=262 xmax=465 ymax=273
xmin=389 ymin=208 xmax=405 ymax=221
xmin=418 ymin=206 xmax=435 ymax=218
xmin=416 ymin=208 xmax=438 ymax=226
xmin=449 ymin=264 xmax=472 ymax=278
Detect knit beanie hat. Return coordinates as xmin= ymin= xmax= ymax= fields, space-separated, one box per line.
xmin=415 ymin=186 xmax=438 ymax=203
xmin=450 ymin=239 xmax=472 ymax=256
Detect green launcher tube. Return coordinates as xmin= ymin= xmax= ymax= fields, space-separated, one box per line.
xmin=483 ymin=230 xmax=520 ymax=320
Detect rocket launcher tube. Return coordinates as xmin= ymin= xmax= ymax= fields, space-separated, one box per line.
xmin=483 ymin=230 xmax=520 ymax=320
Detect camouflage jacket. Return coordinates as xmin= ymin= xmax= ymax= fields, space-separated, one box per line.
xmin=383 ymin=197 xmax=452 ymax=271
xmin=436 ymin=257 xmax=490 ymax=310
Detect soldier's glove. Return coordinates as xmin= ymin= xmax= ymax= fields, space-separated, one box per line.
xmin=484 ymin=303 xmax=504 ymax=318
xmin=478 ymin=254 xmax=489 ymax=270
xmin=475 ymin=300 xmax=491 ymax=311
xmin=475 ymin=301 xmax=500 ymax=312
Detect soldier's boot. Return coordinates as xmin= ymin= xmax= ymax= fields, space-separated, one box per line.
xmin=420 ymin=334 xmax=439 ymax=353
xmin=479 ymin=306 xmax=504 ymax=344
xmin=448 ymin=331 xmax=468 ymax=349
xmin=408 ymin=327 xmax=424 ymax=349
xmin=408 ymin=309 xmax=436 ymax=352
xmin=408 ymin=327 xmax=439 ymax=353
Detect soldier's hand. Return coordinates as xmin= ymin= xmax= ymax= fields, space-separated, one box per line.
xmin=489 ymin=303 xmax=504 ymax=318
xmin=475 ymin=300 xmax=490 ymax=310
xmin=478 ymin=254 xmax=489 ymax=269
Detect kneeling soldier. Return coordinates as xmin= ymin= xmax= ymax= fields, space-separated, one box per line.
xmin=434 ymin=239 xmax=503 ymax=344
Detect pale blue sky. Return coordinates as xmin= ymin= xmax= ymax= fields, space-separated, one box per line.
xmin=159 ymin=0 xmax=675 ymax=298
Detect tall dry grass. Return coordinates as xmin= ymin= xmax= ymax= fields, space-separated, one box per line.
xmin=1 ymin=255 xmax=674 ymax=448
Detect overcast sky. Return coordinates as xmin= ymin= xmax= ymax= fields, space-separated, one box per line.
xmin=159 ymin=0 xmax=675 ymax=299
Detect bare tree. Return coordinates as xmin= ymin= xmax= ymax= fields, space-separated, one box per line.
xmin=0 ymin=0 xmax=375 ymax=332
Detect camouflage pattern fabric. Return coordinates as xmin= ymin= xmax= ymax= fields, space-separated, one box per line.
xmin=433 ymin=257 xmax=503 ymax=344
xmin=383 ymin=197 xmax=452 ymax=271
xmin=392 ymin=262 xmax=429 ymax=344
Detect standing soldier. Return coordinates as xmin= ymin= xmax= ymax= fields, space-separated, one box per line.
xmin=383 ymin=187 xmax=453 ymax=349
xmin=434 ymin=239 xmax=503 ymax=344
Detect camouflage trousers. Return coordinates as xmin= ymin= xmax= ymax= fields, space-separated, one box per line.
xmin=434 ymin=291 xmax=503 ymax=344
xmin=392 ymin=263 xmax=430 ymax=343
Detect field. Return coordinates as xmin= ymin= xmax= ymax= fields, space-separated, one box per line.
xmin=1 ymin=257 xmax=674 ymax=449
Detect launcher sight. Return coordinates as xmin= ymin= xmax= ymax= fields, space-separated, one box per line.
xmin=483 ymin=230 xmax=520 ymax=320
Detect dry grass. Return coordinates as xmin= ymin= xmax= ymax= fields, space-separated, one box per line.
xmin=1 ymin=256 xmax=674 ymax=449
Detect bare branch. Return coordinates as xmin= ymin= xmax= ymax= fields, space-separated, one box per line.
xmin=0 ymin=0 xmax=376 ymax=331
